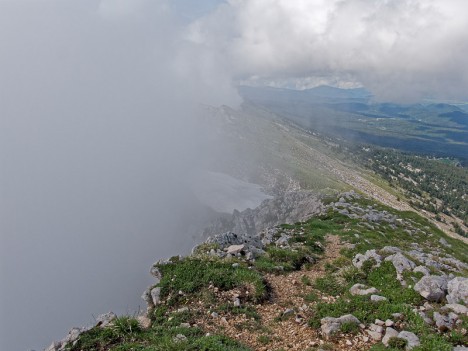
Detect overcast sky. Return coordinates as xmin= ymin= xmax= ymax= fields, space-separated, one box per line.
xmin=190 ymin=0 xmax=468 ymax=101
xmin=1 ymin=1 xmax=467 ymax=350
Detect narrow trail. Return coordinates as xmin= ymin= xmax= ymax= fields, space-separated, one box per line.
xmin=198 ymin=235 xmax=375 ymax=351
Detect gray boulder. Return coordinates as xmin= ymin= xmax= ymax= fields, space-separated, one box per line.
xmin=385 ymin=253 xmax=416 ymax=274
xmin=96 ymin=312 xmax=116 ymax=328
xmin=150 ymin=266 xmax=162 ymax=281
xmin=350 ymin=283 xmax=379 ymax=296
xmin=413 ymin=266 xmax=430 ymax=276
xmin=352 ymin=250 xmax=382 ymax=269
xmin=445 ymin=303 xmax=468 ymax=315
xmin=173 ymin=334 xmax=187 ymax=343
xmin=398 ymin=331 xmax=420 ymax=350
xmin=414 ymin=275 xmax=448 ymax=302
xmin=320 ymin=314 xmax=360 ymax=340
xmin=433 ymin=312 xmax=453 ymax=331
xmin=150 ymin=287 xmax=161 ymax=306
xmin=226 ymin=244 xmax=245 ymax=255
xmin=367 ymin=323 xmax=384 ymax=341
xmin=371 ymin=295 xmax=387 ymax=302
xmin=381 ymin=246 xmax=402 ymax=254
xmin=439 ymin=238 xmax=451 ymax=247
xmin=447 ymin=277 xmax=468 ymax=305
xmin=382 ymin=327 xmax=399 ymax=346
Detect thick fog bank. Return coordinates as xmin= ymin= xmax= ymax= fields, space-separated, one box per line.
xmin=0 ymin=1 xmax=240 ymax=350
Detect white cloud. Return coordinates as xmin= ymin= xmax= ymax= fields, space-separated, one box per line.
xmin=192 ymin=0 xmax=468 ymax=101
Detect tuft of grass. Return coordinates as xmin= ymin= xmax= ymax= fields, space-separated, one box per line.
xmin=304 ymin=291 xmax=319 ymax=303
xmin=257 ymin=335 xmax=271 ymax=345
xmin=313 ymin=276 xmax=347 ymax=296
xmin=388 ymin=337 xmax=407 ymax=349
xmin=340 ymin=321 xmax=359 ymax=334
xmin=301 ymin=275 xmax=312 ymax=286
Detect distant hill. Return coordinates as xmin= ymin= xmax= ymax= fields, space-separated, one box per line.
xmin=239 ymin=85 xmax=468 ymax=163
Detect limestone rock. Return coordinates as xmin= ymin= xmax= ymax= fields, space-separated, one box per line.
xmin=398 ymin=331 xmax=420 ymax=350
xmin=96 ymin=312 xmax=116 ymax=328
xmin=350 ymin=283 xmax=379 ymax=296
xmin=434 ymin=312 xmax=452 ymax=331
xmin=150 ymin=266 xmax=162 ymax=281
xmin=447 ymin=277 xmax=468 ymax=305
xmin=203 ymin=191 xmax=324 ymax=237
xmin=282 ymin=308 xmax=294 ymax=317
xmin=320 ymin=314 xmax=360 ymax=340
xmin=367 ymin=323 xmax=384 ymax=341
xmin=137 ymin=316 xmax=152 ymax=329
xmin=150 ymin=287 xmax=161 ymax=306
xmin=445 ymin=303 xmax=468 ymax=315
xmin=382 ymin=327 xmax=399 ymax=346
xmin=352 ymin=250 xmax=382 ymax=269
xmin=385 ymin=253 xmax=416 ymax=274
xmin=413 ymin=266 xmax=430 ymax=276
xmin=439 ymin=238 xmax=451 ymax=248
xmin=371 ymin=295 xmax=387 ymax=302
xmin=173 ymin=334 xmax=187 ymax=343
xmin=226 ymin=244 xmax=245 ymax=255
xmin=380 ymin=246 xmax=402 ymax=254
xmin=414 ymin=275 xmax=448 ymax=302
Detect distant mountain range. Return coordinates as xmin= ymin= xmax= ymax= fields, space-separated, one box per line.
xmin=239 ymin=85 xmax=468 ymax=163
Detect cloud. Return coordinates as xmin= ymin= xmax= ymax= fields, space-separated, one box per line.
xmin=191 ymin=0 xmax=468 ymax=101
xmin=0 ymin=1 xmax=239 ymax=350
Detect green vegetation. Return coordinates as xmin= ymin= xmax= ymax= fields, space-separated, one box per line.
xmin=354 ymin=147 xmax=468 ymax=229
xmin=388 ymin=337 xmax=407 ymax=349
xmin=68 ymin=312 xmax=249 ymax=351
xmin=67 ymin=194 xmax=467 ymax=351
xmin=155 ymin=258 xmax=267 ymax=305
xmin=340 ymin=321 xmax=360 ymax=334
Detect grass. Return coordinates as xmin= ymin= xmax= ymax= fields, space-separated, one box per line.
xmin=254 ymin=214 xmax=347 ymax=273
xmin=69 ymin=195 xmax=468 ymax=351
xmin=68 ymin=321 xmax=252 ymax=351
xmin=340 ymin=321 xmax=360 ymax=334
xmin=154 ymin=258 xmax=267 ymax=306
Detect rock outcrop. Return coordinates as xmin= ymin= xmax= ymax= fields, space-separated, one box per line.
xmin=202 ymin=191 xmax=324 ymax=237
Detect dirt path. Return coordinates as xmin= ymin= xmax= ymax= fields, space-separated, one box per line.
xmin=197 ymin=235 xmax=374 ymax=351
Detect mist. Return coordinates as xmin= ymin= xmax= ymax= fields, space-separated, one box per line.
xmin=0 ymin=1 xmax=242 ymax=350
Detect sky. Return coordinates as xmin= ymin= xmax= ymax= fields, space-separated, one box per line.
xmin=0 ymin=1 xmax=467 ymax=350
xmin=188 ymin=0 xmax=468 ymax=102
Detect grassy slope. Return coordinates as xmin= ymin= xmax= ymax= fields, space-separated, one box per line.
xmin=67 ymin=106 xmax=467 ymax=350
xmin=69 ymin=195 xmax=467 ymax=351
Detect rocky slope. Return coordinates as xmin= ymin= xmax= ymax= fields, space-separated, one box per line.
xmin=47 ymin=191 xmax=468 ymax=351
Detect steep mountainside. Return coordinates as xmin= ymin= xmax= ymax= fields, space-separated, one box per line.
xmin=45 ymin=106 xmax=468 ymax=351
